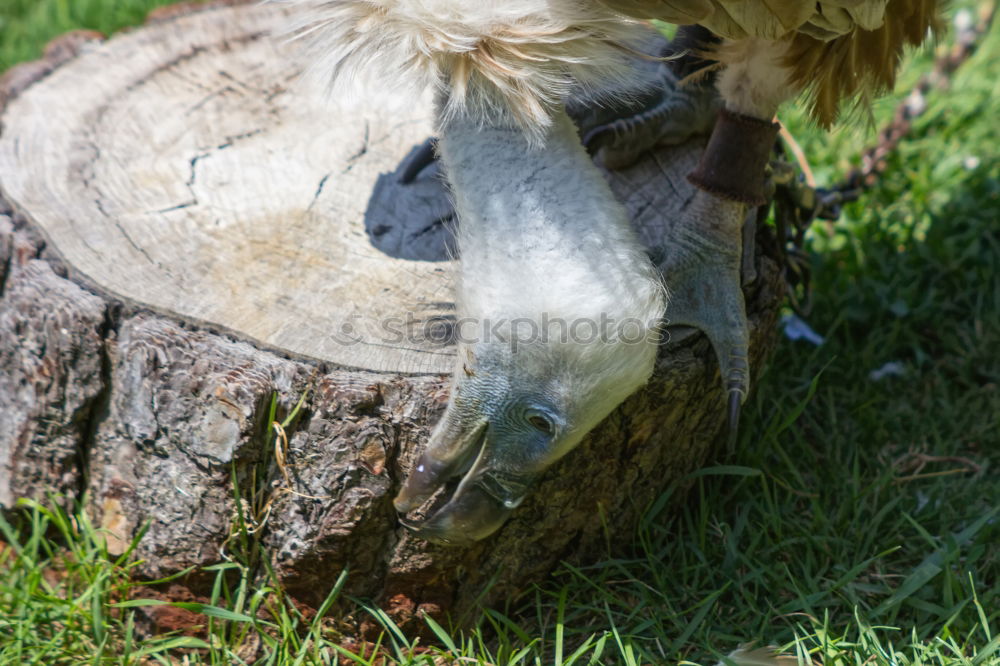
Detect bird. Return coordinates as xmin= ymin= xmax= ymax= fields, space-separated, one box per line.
xmin=281 ymin=0 xmax=941 ymax=544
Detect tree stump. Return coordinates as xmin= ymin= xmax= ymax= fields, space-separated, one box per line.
xmin=0 ymin=0 xmax=783 ymax=620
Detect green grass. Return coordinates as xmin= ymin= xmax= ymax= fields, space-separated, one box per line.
xmin=1 ymin=0 xmax=998 ymax=664
xmin=0 ymin=0 xmax=183 ymax=72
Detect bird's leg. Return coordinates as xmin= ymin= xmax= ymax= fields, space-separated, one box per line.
xmin=589 ymin=35 xmax=790 ymax=434
xmin=659 ymin=193 xmax=759 ymax=436
xmin=668 ymin=39 xmax=795 ymax=434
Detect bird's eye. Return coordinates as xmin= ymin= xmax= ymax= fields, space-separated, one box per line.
xmin=526 ymin=412 xmax=555 ymax=435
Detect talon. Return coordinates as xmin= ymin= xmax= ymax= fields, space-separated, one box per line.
xmin=659 ymin=188 xmax=752 ymax=435
xmin=727 ymin=389 xmax=742 ymax=446
xmin=566 ymin=32 xmax=719 ymax=168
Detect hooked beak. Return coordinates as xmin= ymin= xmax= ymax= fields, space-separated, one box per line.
xmin=394 ymin=420 xmax=532 ymax=546
xmin=398 ymin=483 xmax=513 ymax=546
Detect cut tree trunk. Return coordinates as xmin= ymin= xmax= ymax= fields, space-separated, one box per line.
xmin=0 ymin=0 xmax=783 ymax=621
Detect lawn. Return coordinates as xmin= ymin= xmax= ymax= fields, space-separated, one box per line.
xmin=0 ymin=0 xmax=998 ymax=664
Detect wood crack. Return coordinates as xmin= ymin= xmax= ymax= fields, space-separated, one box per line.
xmin=75 ymin=302 xmax=119 ymax=503
xmin=214 ymin=127 xmax=263 ymax=150
xmin=308 ymin=173 xmax=331 ymax=211
xmin=154 ymin=201 xmax=197 ymax=214
xmin=0 ymin=218 xmax=13 ymax=301
xmin=679 ymin=190 xmax=697 ymax=211
xmin=153 ymin=129 xmax=265 ymax=214
xmin=96 ymin=198 xmax=159 ymax=270
xmin=341 ymin=122 xmax=371 ymax=174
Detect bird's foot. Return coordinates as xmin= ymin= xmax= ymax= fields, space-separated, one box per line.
xmin=663 ymin=108 xmax=780 ymax=441
xmin=568 ymin=25 xmax=721 ymax=169
xmin=660 ymin=192 xmax=754 ymax=439
xmin=569 ymin=59 xmax=720 ymax=169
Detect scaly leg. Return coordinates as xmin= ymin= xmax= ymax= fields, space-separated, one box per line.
xmin=658 ymin=191 xmax=760 ymax=437
xmin=678 ymin=39 xmax=795 ymax=432
xmin=588 ymin=35 xmax=796 ymax=435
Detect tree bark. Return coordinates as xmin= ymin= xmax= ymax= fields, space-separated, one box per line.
xmin=0 ymin=0 xmax=783 ymax=621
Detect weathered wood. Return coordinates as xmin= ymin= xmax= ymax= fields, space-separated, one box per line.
xmin=0 ymin=222 xmax=107 ymax=509
xmin=0 ymin=0 xmax=784 ymax=620
xmin=0 ymin=1 xmax=455 ymax=374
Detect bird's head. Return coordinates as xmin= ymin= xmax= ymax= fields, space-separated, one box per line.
xmin=395 ymin=311 xmax=661 ymax=544
xmin=286 ymin=0 xmax=673 ymax=545
xmin=388 ymin=74 xmax=666 ymax=546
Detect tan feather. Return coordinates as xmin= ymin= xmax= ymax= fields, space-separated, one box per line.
xmin=602 ymin=0 xmax=941 ymax=126
xmin=782 ymin=0 xmax=942 ymax=126
xmin=595 ymin=0 xmax=716 ymax=24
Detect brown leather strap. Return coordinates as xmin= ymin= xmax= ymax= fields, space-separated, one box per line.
xmin=687 ymin=108 xmax=779 ymax=206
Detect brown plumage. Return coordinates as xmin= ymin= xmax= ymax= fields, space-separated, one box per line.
xmin=782 ymin=0 xmax=943 ymax=125
xmin=600 ymin=0 xmax=943 ymax=125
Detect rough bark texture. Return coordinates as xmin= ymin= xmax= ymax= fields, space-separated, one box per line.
xmin=0 ymin=223 xmax=107 ymax=509
xmin=0 ymin=0 xmax=784 ymax=620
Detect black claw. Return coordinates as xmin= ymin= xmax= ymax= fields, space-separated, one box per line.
xmin=398 ymin=138 xmax=438 ymax=184
xmin=727 ymin=390 xmax=742 ymax=448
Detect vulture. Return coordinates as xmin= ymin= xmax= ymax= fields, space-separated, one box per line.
xmin=284 ymin=0 xmax=941 ymax=544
